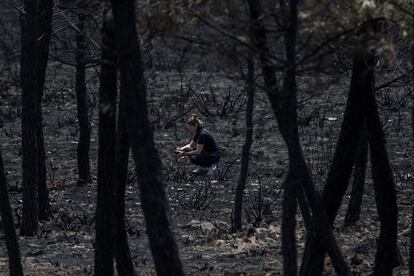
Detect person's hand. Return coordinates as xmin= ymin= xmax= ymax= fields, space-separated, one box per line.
xmin=175 ymin=149 xmax=185 ymax=158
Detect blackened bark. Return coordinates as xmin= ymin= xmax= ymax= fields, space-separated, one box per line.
xmin=0 ymin=148 xmax=23 ymax=275
xmin=114 ymin=80 xmax=137 ymax=276
xmin=247 ymin=1 xmax=298 ymax=273
xmin=366 ymin=77 xmax=400 ymax=274
xmin=20 ymin=0 xmax=53 ymax=236
xmin=36 ymin=0 xmax=53 ymax=221
xmin=303 ymin=49 xmax=372 ymax=275
xmin=323 ymin=52 xmax=370 ymax=224
xmin=410 ymin=20 xmax=414 ymax=276
xmin=409 ymin=16 xmax=414 ymax=276
xmin=37 ymin=120 xmax=51 ymax=220
xmin=75 ymin=12 xmax=91 ymax=185
xmin=344 ymin=126 xmax=368 ymax=227
xmin=94 ymin=3 xmax=117 ymax=275
xmin=233 ymin=52 xmax=255 ymax=232
xmin=110 ymin=0 xmax=183 ymax=274
xmin=297 ymin=185 xmax=311 ymax=229
xmin=248 ymin=0 xmax=350 ymax=274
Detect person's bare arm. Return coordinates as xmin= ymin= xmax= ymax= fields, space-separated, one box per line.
xmin=184 ymin=144 xmax=203 ymax=157
xmin=178 ymin=140 xmax=196 ymax=150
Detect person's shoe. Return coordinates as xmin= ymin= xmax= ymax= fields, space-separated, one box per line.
xmin=207 ymin=164 xmax=217 ymax=176
xmin=192 ymin=167 xmax=208 ymax=175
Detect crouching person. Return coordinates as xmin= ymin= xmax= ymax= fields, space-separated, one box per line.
xmin=177 ymin=114 xmax=221 ymax=174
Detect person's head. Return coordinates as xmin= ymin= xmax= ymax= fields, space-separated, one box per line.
xmin=186 ymin=114 xmax=204 ymax=133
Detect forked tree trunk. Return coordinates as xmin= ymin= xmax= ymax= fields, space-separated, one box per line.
xmin=344 ymin=125 xmax=368 ymax=227
xmin=20 ymin=0 xmax=53 ymax=236
xmin=0 ymin=147 xmax=23 ymax=275
xmin=114 ymin=80 xmax=137 ymax=276
xmin=94 ymin=3 xmax=117 ymax=275
xmin=110 ymin=0 xmax=183 ymax=274
xmin=233 ymin=52 xmax=255 ymax=232
xmin=248 ymin=0 xmax=350 ymax=274
xmin=306 ymin=19 xmax=399 ymax=274
xmin=75 ymin=11 xmax=91 ymax=185
xmin=365 ymin=72 xmax=399 ymax=275
xmin=302 ymin=47 xmax=373 ymax=275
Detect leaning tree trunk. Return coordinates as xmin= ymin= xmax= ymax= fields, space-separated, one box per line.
xmin=302 ymin=42 xmax=373 ymax=276
xmin=249 ymin=0 xmax=350 ymax=275
xmin=365 ymin=69 xmax=400 ymax=275
xmin=20 ymin=0 xmax=53 ymax=236
xmin=110 ymin=0 xmax=184 ymax=274
xmin=0 ymin=147 xmax=23 ymax=275
xmin=248 ymin=0 xmax=351 ymax=275
xmin=248 ymin=1 xmax=297 ymax=272
xmin=75 ymin=12 xmax=91 ymax=185
xmin=306 ymin=20 xmax=399 ymax=274
xmin=233 ymin=52 xmax=255 ymax=232
xmin=114 ymin=78 xmax=137 ymax=276
xmin=94 ymin=3 xmax=117 ymax=275
xmin=344 ymin=125 xmax=368 ymax=227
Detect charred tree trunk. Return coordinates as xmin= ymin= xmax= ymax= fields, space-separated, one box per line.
xmin=302 ymin=46 xmax=373 ymax=275
xmin=0 ymin=147 xmax=23 ymax=275
xmin=344 ymin=125 xmax=368 ymax=227
xmin=35 ymin=0 xmax=52 ymax=221
xmin=20 ymin=0 xmax=53 ymax=236
xmin=410 ymin=18 xmax=414 ymax=275
xmin=94 ymin=3 xmax=117 ymax=275
xmin=233 ymin=52 xmax=255 ymax=232
xmin=114 ymin=79 xmax=137 ymax=276
xmin=322 ymin=52 xmax=370 ymax=224
xmin=248 ymin=0 xmax=350 ymax=274
xmin=306 ymin=24 xmax=399 ymax=274
xmin=248 ymin=1 xmax=298 ymax=272
xmin=297 ymin=184 xmax=311 ymax=230
xmin=365 ymin=72 xmax=400 ymax=275
xmin=75 ymin=12 xmax=91 ymax=185
xmin=37 ymin=118 xmax=51 ymax=220
xmin=110 ymin=0 xmax=183 ymax=274
xmin=410 ymin=14 xmax=414 ymax=276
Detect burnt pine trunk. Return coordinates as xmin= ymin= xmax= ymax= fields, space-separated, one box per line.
xmin=306 ymin=21 xmax=399 ymax=274
xmin=94 ymin=3 xmax=117 ymax=275
xmin=0 ymin=147 xmax=23 ymax=275
xmin=248 ymin=0 xmax=351 ymax=274
xmin=344 ymin=125 xmax=368 ymax=227
xmin=75 ymin=11 xmax=92 ymax=185
xmin=248 ymin=1 xmax=298 ymax=271
xmin=114 ymin=83 xmax=137 ymax=275
xmin=20 ymin=0 xmax=53 ymax=236
xmin=275 ymin=0 xmax=313 ymax=233
xmin=35 ymin=0 xmax=52 ymax=221
xmin=365 ymin=64 xmax=400 ymax=274
xmin=37 ymin=115 xmax=51 ymax=221
xmin=410 ymin=14 xmax=414 ymax=275
xmin=233 ymin=52 xmax=255 ymax=232
xmin=114 ymin=78 xmax=137 ymax=276
xmin=110 ymin=0 xmax=184 ymax=274
xmin=302 ymin=45 xmax=373 ymax=275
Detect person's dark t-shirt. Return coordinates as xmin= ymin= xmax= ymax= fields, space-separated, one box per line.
xmin=193 ymin=128 xmax=220 ymax=155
